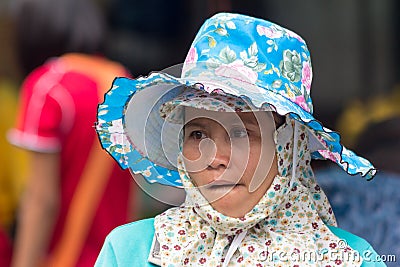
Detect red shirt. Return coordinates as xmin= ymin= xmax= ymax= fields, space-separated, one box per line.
xmin=9 ymin=54 xmax=134 ymax=266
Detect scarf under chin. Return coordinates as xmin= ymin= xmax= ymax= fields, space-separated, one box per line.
xmin=154 ymin=120 xmax=362 ymax=266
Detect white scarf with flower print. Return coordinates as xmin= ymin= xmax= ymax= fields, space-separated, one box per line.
xmin=154 ymin=120 xmax=362 ymax=267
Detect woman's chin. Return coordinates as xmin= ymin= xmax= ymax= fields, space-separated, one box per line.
xmin=211 ymin=202 xmax=248 ymax=218
xmin=204 ymin=186 xmax=252 ymax=218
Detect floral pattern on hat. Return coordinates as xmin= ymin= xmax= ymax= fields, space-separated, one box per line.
xmin=96 ymin=74 xmax=184 ymax=185
xmin=182 ymin=13 xmax=313 ymax=113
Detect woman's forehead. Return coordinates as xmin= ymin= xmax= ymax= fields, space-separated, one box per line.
xmin=184 ymin=107 xmax=275 ymax=127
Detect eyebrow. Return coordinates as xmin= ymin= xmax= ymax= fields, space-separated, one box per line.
xmin=241 ymin=119 xmax=258 ymax=127
xmin=236 ymin=114 xmax=259 ymax=128
xmin=185 ymin=118 xmax=259 ymax=131
xmin=184 ymin=121 xmax=207 ymax=128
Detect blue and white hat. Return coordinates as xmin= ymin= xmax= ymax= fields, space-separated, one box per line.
xmin=96 ymin=13 xmax=376 ymax=188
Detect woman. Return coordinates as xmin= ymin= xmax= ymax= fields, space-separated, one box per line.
xmin=95 ymin=13 xmax=384 ymax=266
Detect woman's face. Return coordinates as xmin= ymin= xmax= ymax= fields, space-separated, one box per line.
xmin=182 ymin=107 xmax=278 ymax=218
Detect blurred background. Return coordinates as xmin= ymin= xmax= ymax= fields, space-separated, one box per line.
xmin=0 ymin=0 xmax=399 ymax=266
xmin=1 ymin=0 xmax=400 ymax=127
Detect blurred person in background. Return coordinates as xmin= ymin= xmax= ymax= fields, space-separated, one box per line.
xmin=7 ymin=0 xmax=137 ymax=266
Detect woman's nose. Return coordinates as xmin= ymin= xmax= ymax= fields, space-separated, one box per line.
xmin=208 ymin=135 xmax=231 ymax=169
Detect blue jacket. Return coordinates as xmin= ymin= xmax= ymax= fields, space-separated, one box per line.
xmin=95 ymin=218 xmax=386 ymax=266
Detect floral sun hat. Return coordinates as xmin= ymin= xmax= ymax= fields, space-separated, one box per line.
xmin=96 ymin=12 xmax=376 ymax=189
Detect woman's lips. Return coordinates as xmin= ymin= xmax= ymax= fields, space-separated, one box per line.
xmin=202 ymin=179 xmax=243 ymax=190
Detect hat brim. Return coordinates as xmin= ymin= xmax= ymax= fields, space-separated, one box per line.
xmin=96 ymin=72 xmax=376 ymax=188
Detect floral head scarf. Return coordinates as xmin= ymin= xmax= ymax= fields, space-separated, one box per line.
xmin=154 ymin=118 xmax=362 ymax=266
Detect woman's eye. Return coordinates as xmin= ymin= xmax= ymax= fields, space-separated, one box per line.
xmin=189 ymin=131 xmax=206 ymax=140
xmin=230 ymin=128 xmax=248 ymax=138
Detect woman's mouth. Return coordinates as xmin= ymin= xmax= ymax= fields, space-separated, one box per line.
xmin=202 ymin=179 xmax=244 ymax=191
